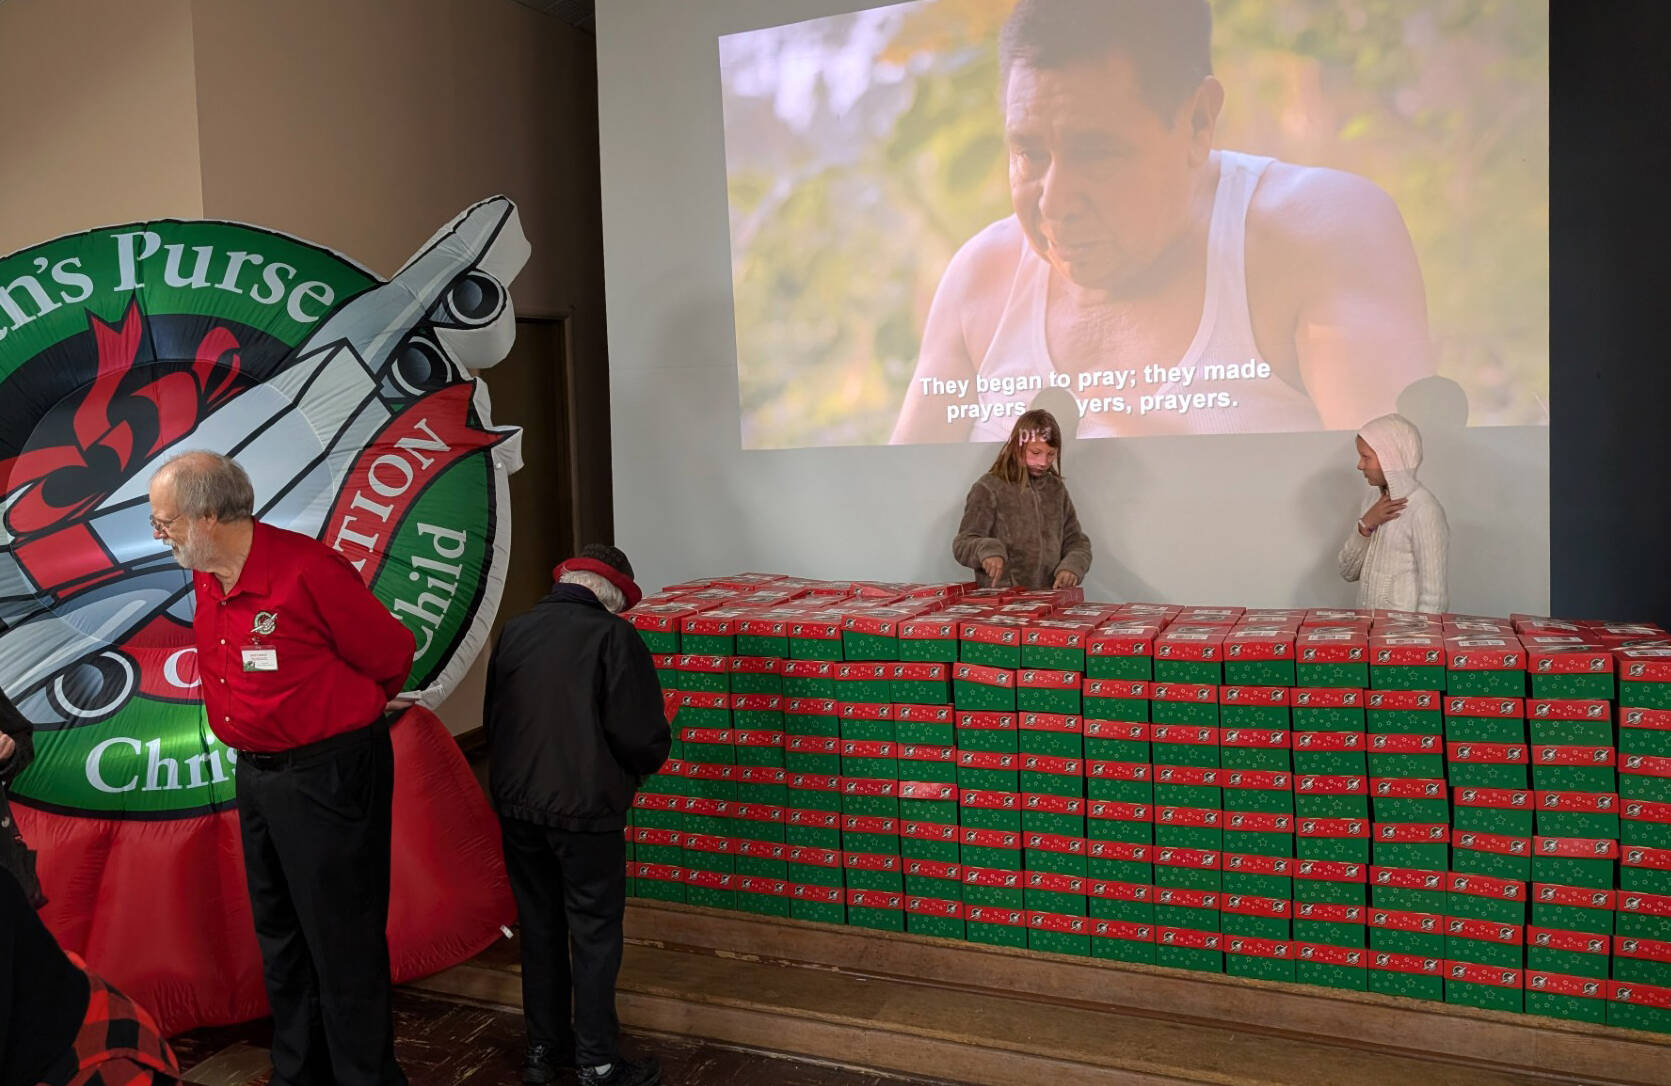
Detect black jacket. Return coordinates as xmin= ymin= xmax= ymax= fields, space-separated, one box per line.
xmin=1 ymin=868 xmax=88 ymax=1086
xmin=0 ymin=690 xmax=41 ymax=909
xmin=484 ymin=585 xmax=670 ymax=832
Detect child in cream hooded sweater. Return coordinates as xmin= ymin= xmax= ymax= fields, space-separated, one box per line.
xmin=1338 ymin=413 xmax=1449 ymax=613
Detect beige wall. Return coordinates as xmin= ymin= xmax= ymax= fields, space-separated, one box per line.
xmin=0 ymin=0 xmax=205 ymax=250
xmin=3 ymin=0 xmax=611 ymax=734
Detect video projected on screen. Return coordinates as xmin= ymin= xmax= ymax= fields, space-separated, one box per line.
xmin=718 ymin=0 xmax=1548 ymax=448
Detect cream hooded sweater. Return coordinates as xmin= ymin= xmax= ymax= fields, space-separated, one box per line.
xmin=1338 ymin=414 xmax=1449 ymax=614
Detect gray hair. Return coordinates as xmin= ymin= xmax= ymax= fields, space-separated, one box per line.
xmin=560 ymin=570 xmax=626 ymax=613
xmin=158 ymin=451 xmax=255 ymax=522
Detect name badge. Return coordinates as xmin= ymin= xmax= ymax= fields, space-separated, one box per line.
xmin=242 ymin=647 xmax=279 ymax=672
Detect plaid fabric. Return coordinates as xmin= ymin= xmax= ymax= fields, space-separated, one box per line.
xmin=37 ymin=955 xmax=180 ymax=1086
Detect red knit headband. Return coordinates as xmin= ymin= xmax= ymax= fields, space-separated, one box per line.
xmin=552 ymin=556 xmax=642 ymax=610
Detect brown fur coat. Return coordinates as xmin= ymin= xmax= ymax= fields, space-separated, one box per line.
xmin=953 ymin=471 xmax=1092 ymax=589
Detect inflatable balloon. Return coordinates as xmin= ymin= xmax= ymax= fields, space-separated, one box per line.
xmin=0 ymin=197 xmax=525 ymax=1032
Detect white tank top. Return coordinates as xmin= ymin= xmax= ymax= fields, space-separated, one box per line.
xmin=968 ymin=151 xmax=1322 ymax=440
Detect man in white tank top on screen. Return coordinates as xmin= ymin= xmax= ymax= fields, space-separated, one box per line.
xmin=891 ymin=0 xmax=1434 ymax=443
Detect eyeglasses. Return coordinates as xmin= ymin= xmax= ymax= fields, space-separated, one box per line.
xmin=149 ymin=513 xmax=184 ymax=533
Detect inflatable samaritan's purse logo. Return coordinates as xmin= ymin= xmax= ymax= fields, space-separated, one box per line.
xmin=1 ymin=197 xmax=528 ymax=816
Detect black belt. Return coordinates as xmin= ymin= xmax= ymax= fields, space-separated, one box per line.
xmin=237 ymin=717 xmax=390 ymax=769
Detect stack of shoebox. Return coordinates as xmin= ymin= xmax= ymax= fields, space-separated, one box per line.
xmin=1613 ymin=645 xmax=1671 ymax=1030
xmin=625 ymin=573 xmax=1671 ymax=1036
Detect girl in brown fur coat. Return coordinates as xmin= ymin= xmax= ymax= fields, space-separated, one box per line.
xmin=953 ymin=410 xmax=1092 ymax=589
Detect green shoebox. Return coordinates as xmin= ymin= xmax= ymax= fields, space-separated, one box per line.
xmin=1531 ymin=885 xmax=1613 ymax=934
xmin=685 ymin=874 xmax=736 ymax=911
xmin=1291 ymin=741 xmax=1367 ymax=778
xmin=1371 ymin=831 xmax=1449 ymax=872
xmin=1292 ymin=707 xmax=1366 ymax=733
xmin=1029 ymin=925 xmax=1092 ymax=958
xmin=1529 ymin=986 xmax=1610 ymax=1024
xmin=730 ymin=657 xmax=783 ymax=696
xmin=1621 ymin=763 xmax=1671 ymax=804
xmin=1156 ymin=938 xmax=1223 ymax=973
xmin=1531 ymin=674 xmax=1614 ymax=700
xmin=782 ymin=661 xmax=838 ymax=699
xmin=1220 ymin=733 xmax=1292 ymax=773
xmin=681 ymin=611 xmax=739 ymax=657
xmin=900 ymin=822 xmax=960 ymax=864
xmin=1224 ymin=661 xmax=1295 ymax=686
xmin=835 ymin=664 xmax=893 ymax=705
xmin=1368 ymin=778 xmax=1449 ymax=823
xmin=784 ymin=696 xmax=841 ymax=738
xmin=965 ymin=906 xmax=1030 ymax=948
xmin=895 ymin=703 xmax=956 ymax=745
xmin=1294 ymin=778 xmax=1369 ymax=819
xmin=841 ymin=621 xmax=902 ymax=662
xmin=1446 ymin=871 xmax=1527 ymax=924
xmin=898 ymin=742 xmax=958 ymax=786
xmin=1024 ymin=872 xmax=1088 ymax=917
xmin=1538 ymin=796 xmax=1620 ymax=841
xmin=1224 ymin=829 xmax=1293 ymax=859
xmin=1223 ymin=768 xmax=1294 ymax=813
xmin=1221 ymin=906 xmax=1291 ymax=943
xmin=1445 ymin=716 xmax=1527 ymax=745
xmin=1154 ymin=659 xmax=1222 ymax=685
xmin=633 ymin=864 xmax=685 ymax=903
xmin=1608 ymin=996 xmax=1671 ymax=1033
xmin=787 ymin=617 xmax=844 ymax=661
xmin=1445 ymin=923 xmax=1524 ymax=969
xmin=1297 ymin=663 xmax=1368 ymax=688
xmin=898 ymin=617 xmax=960 ymax=663
xmin=1087 ymin=840 xmax=1153 ymax=885
xmin=1022 ymin=795 xmax=1085 ymax=839
xmin=1020 ymin=754 xmax=1085 ymax=798
xmin=1091 ymin=919 xmax=1157 ymax=964
xmin=1152 ymin=729 xmax=1220 ymax=768
xmin=1295 ymin=955 xmax=1368 ymax=990
xmin=1149 ymin=685 xmax=1219 ymax=727
xmin=846 ymin=891 xmax=905 ymax=932
xmin=734 ymin=617 xmax=789 ymax=659
xmin=1445 ymin=970 xmax=1523 ymax=1013
xmin=1366 ymin=689 xmax=1444 ymax=733
xmin=1154 ymin=849 xmax=1221 ymax=892
xmin=956 ymin=711 xmax=1018 ymax=753
xmin=1371 ymin=664 xmax=1446 ymax=691
xmin=1086 ymin=799 xmax=1152 ymax=845
xmin=1446 ymin=670 xmax=1526 ymax=698
xmin=905 ymin=901 xmax=966 ymax=941
xmin=1219 ymin=686 xmax=1290 ymax=731
xmin=1529 ymin=718 xmax=1617 ymax=750
xmin=953 ymin=663 xmax=1018 ymax=712
xmin=1083 ymin=679 xmax=1150 ymax=723
xmin=1086 ymin=626 xmax=1154 ymax=682
xmin=1531 ymin=745 xmax=1617 ymax=793
xmin=1526 ymin=930 xmax=1610 ymax=979
xmin=789 ymin=886 xmax=846 ymax=925
xmin=1621 ymin=680 xmax=1671 ymax=711
xmin=1368 ymin=955 xmax=1444 ymax=1001
xmin=1620 ymin=709 xmax=1671 ymax=757
xmin=1625 ymin=800 xmax=1671 ymax=849
xmin=1026 ymin=844 xmax=1088 ymax=878
xmin=960 ymin=619 xmax=1024 ymax=669
xmin=1451 ymin=834 xmax=1532 ymax=883
xmin=1021 ymin=620 xmax=1096 ymax=672
xmin=1369 ymin=874 xmax=1447 ymax=916
xmin=1446 ymin=745 xmax=1529 ymax=789
xmin=1452 ymin=787 xmax=1535 ymax=837
xmin=1225 ymin=939 xmax=1296 ymax=982
xmin=839 ymin=700 xmax=895 ymax=742
xmin=1018 ymin=712 xmax=1084 ymax=758
xmin=1017 ymin=671 xmax=1082 ymax=716
xmin=891 ymin=662 xmax=951 ymax=706
xmin=784 ymin=734 xmax=841 ymax=776
xmin=1622 ymin=846 xmax=1671 ymax=896
xmin=734 ymin=889 xmax=793 ymax=919
xmin=1370 ymin=911 xmax=1445 ymax=957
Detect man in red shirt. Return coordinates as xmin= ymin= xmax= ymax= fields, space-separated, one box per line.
xmin=148 ymin=451 xmax=416 ymax=1086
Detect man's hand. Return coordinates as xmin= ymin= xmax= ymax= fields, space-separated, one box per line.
xmin=384 ymin=697 xmax=415 ymax=717
xmin=1360 ymin=495 xmax=1407 ymax=534
xmin=1053 ymin=569 xmax=1080 ymax=589
xmin=0 ymin=732 xmax=13 ymax=766
xmin=982 ymin=555 xmax=1005 ymax=583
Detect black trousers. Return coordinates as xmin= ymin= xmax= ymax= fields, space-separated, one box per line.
xmin=499 ymin=818 xmax=627 ymax=1067
xmin=236 ymin=722 xmax=404 ymax=1086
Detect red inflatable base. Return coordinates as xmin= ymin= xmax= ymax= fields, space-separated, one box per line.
xmin=16 ymin=707 xmax=514 ymax=1036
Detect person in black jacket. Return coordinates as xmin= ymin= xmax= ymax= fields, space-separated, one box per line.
xmin=484 ymin=543 xmax=670 ymax=1086
xmin=1 ymin=868 xmax=181 ymax=1086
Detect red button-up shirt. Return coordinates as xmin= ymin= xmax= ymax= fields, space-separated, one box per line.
xmin=194 ymin=522 xmax=417 ymax=752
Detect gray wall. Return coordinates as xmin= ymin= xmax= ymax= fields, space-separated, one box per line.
xmin=597 ymin=0 xmax=1549 ymax=613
